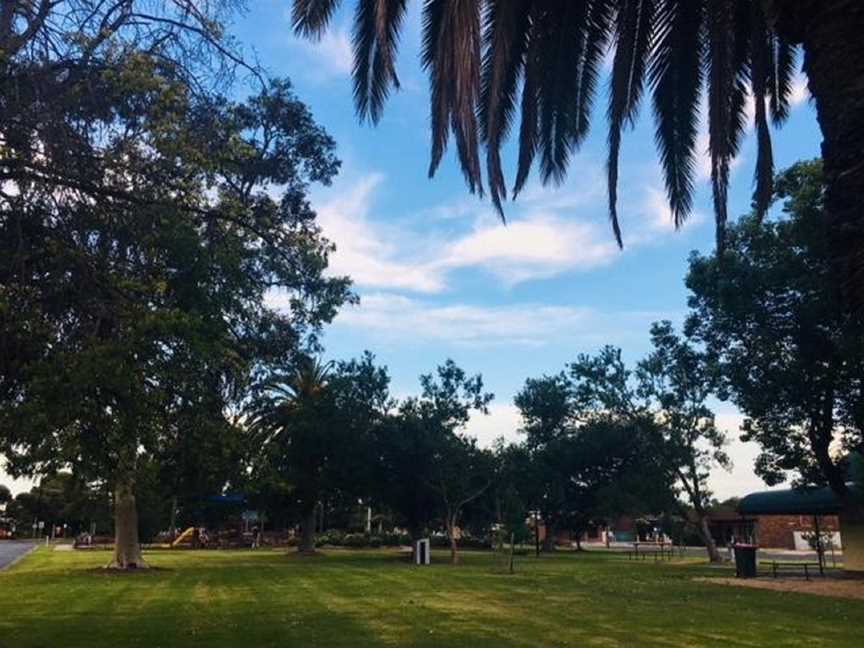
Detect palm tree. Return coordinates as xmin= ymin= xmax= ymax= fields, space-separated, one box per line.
xmin=291 ymin=0 xmax=864 ymax=307
xmin=249 ymin=356 xmax=333 ymax=553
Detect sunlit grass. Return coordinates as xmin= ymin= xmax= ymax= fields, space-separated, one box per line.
xmin=1 ymin=547 xmax=860 ymax=647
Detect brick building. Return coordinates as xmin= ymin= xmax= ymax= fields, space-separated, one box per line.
xmin=704 ymin=509 xmax=841 ymax=550
xmin=754 ymin=514 xmax=840 ymax=550
xmin=739 ymin=484 xmax=864 ymax=572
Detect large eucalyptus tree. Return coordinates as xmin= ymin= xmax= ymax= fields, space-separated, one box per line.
xmin=0 ymin=73 xmax=349 ymax=568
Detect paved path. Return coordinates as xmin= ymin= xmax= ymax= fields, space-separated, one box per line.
xmin=584 ymin=542 xmax=836 ymax=563
xmin=0 ymin=541 xmax=36 ymax=571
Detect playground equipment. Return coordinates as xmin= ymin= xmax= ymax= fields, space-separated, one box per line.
xmin=171 ymin=527 xmax=195 ymax=548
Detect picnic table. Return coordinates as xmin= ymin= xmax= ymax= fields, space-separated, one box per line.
xmin=627 ymin=541 xmax=676 ymax=561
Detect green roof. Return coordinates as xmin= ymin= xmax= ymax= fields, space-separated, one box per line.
xmin=738 ymin=485 xmax=856 ymax=516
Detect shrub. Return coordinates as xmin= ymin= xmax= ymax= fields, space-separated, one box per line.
xmin=314 ymin=530 xmax=346 ymax=547
xmin=343 ymin=533 xmax=368 ymax=548
xmin=379 ymin=531 xmax=410 ymax=546
xmin=460 ymin=535 xmax=493 ymax=550
xmin=430 ymin=534 xmax=449 ymax=548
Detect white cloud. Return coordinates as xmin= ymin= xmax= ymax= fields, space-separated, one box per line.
xmin=288 ymin=27 xmax=354 ymax=80
xmin=463 ymin=403 xmax=522 ymax=448
xmin=437 ymin=215 xmax=618 ymax=285
xmin=636 ymin=184 xmax=706 ymax=236
xmin=312 ymin=168 xmax=669 ymax=294
xmin=789 ymin=73 xmax=810 ymax=108
xmin=314 ymin=174 xmax=446 ymax=293
xmin=335 ymin=292 xmax=595 ymax=346
xmin=331 ymin=291 xmax=675 ymax=349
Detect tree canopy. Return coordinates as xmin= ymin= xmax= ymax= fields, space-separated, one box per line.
xmin=686 ymin=159 xmax=864 ymax=500
xmin=375 ymin=360 xmax=492 ymax=545
xmin=0 ymin=35 xmax=350 ymax=565
xmin=248 ymin=353 xmax=391 ymax=552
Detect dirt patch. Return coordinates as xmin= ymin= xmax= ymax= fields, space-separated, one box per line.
xmin=696 ymin=576 xmax=864 ymax=601
xmin=85 ymin=566 xmax=171 ymax=576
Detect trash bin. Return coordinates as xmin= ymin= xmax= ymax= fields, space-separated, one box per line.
xmin=733 ymin=543 xmax=758 ymax=578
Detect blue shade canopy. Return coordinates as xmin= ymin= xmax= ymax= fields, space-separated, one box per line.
xmin=738 ymin=485 xmax=859 ymax=516
xmin=204 ymin=494 xmax=246 ymax=506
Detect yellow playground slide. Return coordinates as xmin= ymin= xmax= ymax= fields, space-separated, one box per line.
xmin=171 ymin=527 xmax=195 ymax=548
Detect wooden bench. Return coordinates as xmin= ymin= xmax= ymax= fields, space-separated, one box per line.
xmin=766 ymin=561 xmax=822 ymax=580
xmin=626 ymin=544 xmax=676 ymax=561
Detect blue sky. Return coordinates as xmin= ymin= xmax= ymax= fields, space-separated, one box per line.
xmin=1 ymin=2 xmax=822 ymax=498
xmin=242 ymin=1 xmax=822 ymax=501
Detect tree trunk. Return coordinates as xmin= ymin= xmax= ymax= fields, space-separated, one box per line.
xmin=447 ymin=517 xmax=459 ymax=565
xmin=793 ymin=1 xmax=864 ymax=311
xmin=407 ymin=524 xmax=422 ymax=563
xmin=108 ymin=477 xmax=146 ymax=569
xmin=542 ymin=518 xmax=556 ymax=552
xmin=698 ymin=513 xmax=723 ymax=564
xmin=168 ymin=495 xmax=178 ymax=543
xmin=508 ymin=532 xmax=515 ymax=574
xmin=298 ymin=507 xmax=316 ymax=553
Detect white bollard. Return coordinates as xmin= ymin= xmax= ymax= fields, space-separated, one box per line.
xmin=414 ymin=538 xmax=430 ymax=565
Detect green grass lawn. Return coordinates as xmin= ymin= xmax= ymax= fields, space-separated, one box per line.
xmin=1 ymin=547 xmax=860 ymax=647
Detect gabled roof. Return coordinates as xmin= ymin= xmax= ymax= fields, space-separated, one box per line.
xmin=737 ymin=485 xmax=858 ymax=516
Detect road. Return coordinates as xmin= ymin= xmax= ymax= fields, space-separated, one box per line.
xmin=0 ymin=541 xmax=36 ymax=571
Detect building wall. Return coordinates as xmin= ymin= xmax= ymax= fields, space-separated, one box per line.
xmin=840 ymin=514 xmax=864 ymax=573
xmin=755 ymin=515 xmax=840 ymax=549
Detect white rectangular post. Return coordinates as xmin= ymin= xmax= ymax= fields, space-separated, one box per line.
xmin=415 ymin=538 xmax=430 ymax=565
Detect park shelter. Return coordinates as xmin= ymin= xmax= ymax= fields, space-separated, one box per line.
xmin=738 ymin=485 xmax=864 ymax=572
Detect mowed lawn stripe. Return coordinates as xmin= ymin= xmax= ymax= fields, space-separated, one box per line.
xmin=1 ymin=548 xmax=862 ymax=647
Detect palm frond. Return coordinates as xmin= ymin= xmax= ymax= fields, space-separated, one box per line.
xmin=607 ymin=0 xmax=655 ymax=247
xmin=293 ymin=0 xmax=803 ymax=257
xmin=514 ymin=1 xmax=613 ymax=196
xmin=533 ymin=1 xmax=597 ymax=185
xmin=576 ymin=0 xmax=616 ymax=147
xmin=422 ymin=0 xmax=484 ymax=194
xmin=750 ymin=1 xmax=773 ymax=219
xmin=707 ymin=0 xmax=750 ymax=249
xmin=352 ymin=0 xmax=408 ymax=123
xmin=513 ymin=19 xmax=540 ymax=199
xmin=768 ymin=32 xmax=796 ymax=124
xmin=480 ymin=0 xmax=533 ymax=216
xmin=649 ymin=0 xmax=704 ymax=228
xmin=293 ymin=0 xmax=343 ymax=36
